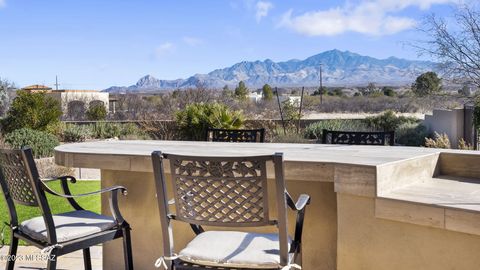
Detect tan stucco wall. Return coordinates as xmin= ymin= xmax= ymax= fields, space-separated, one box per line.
xmin=100 ymin=170 xmax=338 ymax=270
xmin=337 ymin=193 xmax=480 ymax=270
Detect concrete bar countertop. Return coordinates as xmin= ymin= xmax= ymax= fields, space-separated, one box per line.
xmin=55 ymin=141 xmax=480 ymax=270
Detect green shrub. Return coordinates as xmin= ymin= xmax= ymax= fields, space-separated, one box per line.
xmin=395 ymin=123 xmax=430 ymax=146
xmin=363 ymin=110 xmax=418 ymax=131
xmin=474 ymin=97 xmax=480 ymax=129
xmin=303 ymin=119 xmax=369 ymax=140
xmin=176 ymin=103 xmax=244 ymax=140
xmin=1 ymin=91 xmax=62 ymax=134
xmin=91 ymin=122 xmax=147 ymax=140
xmin=86 ymin=104 xmax=107 ymax=121
xmin=62 ymin=124 xmax=93 ymax=142
xmin=5 ymin=128 xmax=59 ymax=158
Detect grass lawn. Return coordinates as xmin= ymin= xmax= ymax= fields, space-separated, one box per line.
xmin=0 ymin=180 xmax=101 ymax=245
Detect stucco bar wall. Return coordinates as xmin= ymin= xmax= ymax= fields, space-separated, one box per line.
xmin=100 ymin=170 xmax=338 ymax=270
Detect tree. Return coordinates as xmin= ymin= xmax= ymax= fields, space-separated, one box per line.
xmin=382 ymin=87 xmax=396 ymax=97
xmin=412 ymin=72 xmax=442 ymax=97
xmin=0 ymin=78 xmax=14 ymax=117
xmin=414 ymin=4 xmax=480 ymax=87
xmin=262 ymin=84 xmax=273 ymax=100
xmin=86 ymin=103 xmax=107 ymax=120
xmin=234 ymin=81 xmax=249 ymax=100
xmin=1 ymin=91 xmax=62 ymax=133
xmin=312 ymin=86 xmax=328 ymax=96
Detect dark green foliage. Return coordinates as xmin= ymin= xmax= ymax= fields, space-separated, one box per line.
xmin=5 ymin=128 xmax=59 ymax=158
xmin=412 ymin=72 xmax=442 ymax=97
xmin=175 ymin=103 xmax=244 ymax=141
xmin=363 ymin=110 xmax=418 ymax=131
xmin=86 ymin=103 xmax=107 ymax=121
xmin=312 ymin=87 xmax=328 ymax=96
xmin=262 ymin=84 xmax=273 ymax=100
xmin=382 ymin=87 xmax=396 ymax=97
xmin=234 ymin=81 xmax=249 ymax=100
xmin=396 ymin=123 xmax=431 ymax=146
xmin=474 ymin=97 xmax=480 ymax=128
xmin=1 ymin=91 xmax=62 ymax=133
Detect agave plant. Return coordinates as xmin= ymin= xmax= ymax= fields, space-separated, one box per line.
xmin=176 ymin=102 xmax=245 ymax=141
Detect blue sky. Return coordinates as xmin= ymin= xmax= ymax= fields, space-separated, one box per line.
xmin=0 ymin=0 xmax=459 ymax=89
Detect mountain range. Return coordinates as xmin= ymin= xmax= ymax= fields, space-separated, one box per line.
xmin=103 ymin=49 xmax=436 ymax=93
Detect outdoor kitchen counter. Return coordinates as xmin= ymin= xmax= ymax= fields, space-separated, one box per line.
xmin=55 ymin=141 xmax=480 ymax=270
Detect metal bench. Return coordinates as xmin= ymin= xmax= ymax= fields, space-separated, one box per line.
xmin=321 ymin=129 xmax=395 ymax=146
xmin=205 ymin=128 xmax=265 ymax=143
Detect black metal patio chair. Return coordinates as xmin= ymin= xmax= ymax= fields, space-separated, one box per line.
xmin=321 ymin=129 xmax=395 ymax=146
xmin=205 ymin=128 xmax=265 ymax=143
xmin=151 ymin=151 xmax=310 ymax=270
xmin=0 ymin=147 xmax=133 ymax=270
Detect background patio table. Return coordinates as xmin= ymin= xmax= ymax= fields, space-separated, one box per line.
xmin=55 ymin=141 xmax=480 ymax=270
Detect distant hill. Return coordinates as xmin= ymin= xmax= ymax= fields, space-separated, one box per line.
xmin=103 ymin=49 xmax=436 ymax=93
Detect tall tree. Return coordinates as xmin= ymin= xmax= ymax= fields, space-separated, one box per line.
xmin=412 ymin=72 xmax=442 ymax=97
xmin=234 ymin=81 xmax=249 ymax=100
xmin=262 ymin=84 xmax=273 ymax=100
xmin=414 ymin=4 xmax=480 ymax=87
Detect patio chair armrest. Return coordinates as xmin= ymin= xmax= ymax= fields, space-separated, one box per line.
xmin=286 ymin=192 xmax=311 ymax=211
xmin=41 ymin=176 xmax=85 ymax=210
xmin=108 ymin=187 xmax=129 ymax=225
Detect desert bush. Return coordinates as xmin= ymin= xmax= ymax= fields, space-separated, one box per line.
xmin=35 ymin=157 xmax=74 ymax=179
xmin=458 ymin=138 xmax=474 ymax=150
xmin=1 ymin=91 xmax=62 ymax=133
xmin=395 ymin=123 xmax=430 ymax=146
xmin=425 ymin=132 xmax=451 ymax=149
xmin=176 ymin=103 xmax=244 ymax=140
xmin=139 ymin=120 xmax=180 ymax=140
xmin=363 ymin=110 xmax=418 ymax=131
xmin=91 ymin=122 xmax=147 ymax=140
xmin=4 ymin=128 xmax=59 ymax=158
xmin=271 ymin=128 xmax=311 ymax=144
xmin=303 ymin=119 xmax=369 ymax=140
xmin=62 ymin=124 xmax=93 ymax=142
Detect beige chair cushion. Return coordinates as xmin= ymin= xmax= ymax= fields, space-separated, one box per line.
xmin=179 ymin=231 xmax=291 ymax=269
xmin=20 ymin=210 xmax=116 ymax=243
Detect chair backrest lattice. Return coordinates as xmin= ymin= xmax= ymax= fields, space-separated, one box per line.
xmin=167 ymin=154 xmax=272 ymax=227
xmin=0 ymin=150 xmax=39 ymax=206
xmin=322 ymin=129 xmax=395 ymax=146
xmin=206 ymin=128 xmax=265 ymax=143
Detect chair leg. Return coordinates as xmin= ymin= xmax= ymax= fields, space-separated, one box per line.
xmin=294 ymin=245 xmax=302 ymax=266
xmin=83 ymin=248 xmax=92 ymax=270
xmin=5 ymin=236 xmax=18 ymax=270
xmin=122 ymin=226 xmax=134 ymax=270
xmin=46 ymin=249 xmax=58 ymax=270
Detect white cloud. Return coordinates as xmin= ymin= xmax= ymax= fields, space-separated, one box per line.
xmin=183 ymin=36 xmax=204 ymax=46
xmin=279 ymin=0 xmax=458 ymax=36
xmin=154 ymin=42 xmax=174 ymax=59
xmin=255 ymin=1 xmax=273 ymax=22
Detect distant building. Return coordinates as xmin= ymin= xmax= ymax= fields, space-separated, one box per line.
xmin=21 ymin=85 xmax=109 ymax=120
xmin=247 ymin=92 xmax=263 ymax=103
